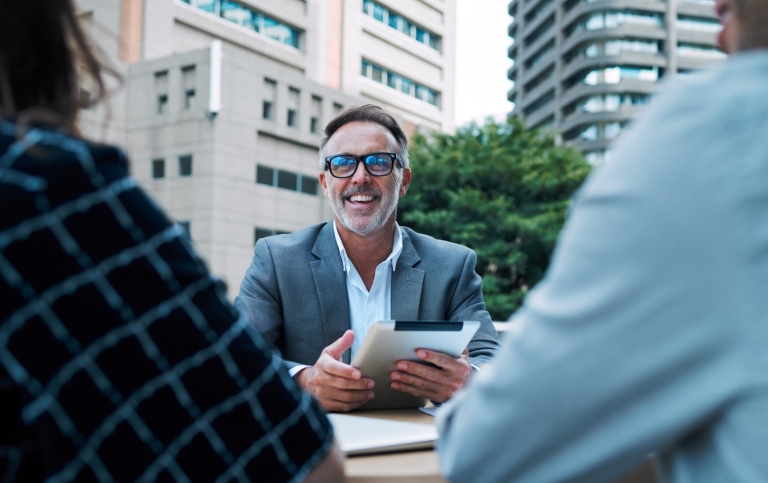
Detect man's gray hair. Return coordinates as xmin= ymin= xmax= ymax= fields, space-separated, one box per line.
xmin=317 ymin=104 xmax=409 ymax=171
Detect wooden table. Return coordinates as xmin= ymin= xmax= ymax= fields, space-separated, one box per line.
xmin=339 ymin=408 xmax=657 ymax=483
xmin=342 ymin=409 xmax=446 ymax=483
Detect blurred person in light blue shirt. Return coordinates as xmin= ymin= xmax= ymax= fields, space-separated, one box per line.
xmin=437 ymin=0 xmax=768 ymax=481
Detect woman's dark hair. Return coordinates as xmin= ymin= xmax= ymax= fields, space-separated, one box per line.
xmin=0 ymin=0 xmax=115 ymax=134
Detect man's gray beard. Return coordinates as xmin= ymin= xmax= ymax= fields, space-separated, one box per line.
xmin=330 ymin=177 xmax=401 ymax=237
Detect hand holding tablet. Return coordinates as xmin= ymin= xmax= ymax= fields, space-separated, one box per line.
xmin=295 ymin=330 xmax=376 ymax=413
xmin=351 ymin=320 xmax=480 ymax=410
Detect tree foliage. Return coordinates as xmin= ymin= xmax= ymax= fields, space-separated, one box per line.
xmin=398 ymin=118 xmax=591 ymax=320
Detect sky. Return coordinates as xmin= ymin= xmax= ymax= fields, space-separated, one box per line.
xmin=454 ymin=0 xmax=514 ymax=127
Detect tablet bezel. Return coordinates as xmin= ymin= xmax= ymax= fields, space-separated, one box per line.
xmin=350 ymin=320 xmax=480 ymax=410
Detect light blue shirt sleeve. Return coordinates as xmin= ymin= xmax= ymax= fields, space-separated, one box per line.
xmin=437 ymin=52 xmax=768 ymax=483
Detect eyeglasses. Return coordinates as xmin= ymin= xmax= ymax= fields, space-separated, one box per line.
xmin=324 ymin=152 xmax=399 ymax=178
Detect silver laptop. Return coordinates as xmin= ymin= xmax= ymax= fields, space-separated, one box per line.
xmin=328 ymin=413 xmax=438 ymax=455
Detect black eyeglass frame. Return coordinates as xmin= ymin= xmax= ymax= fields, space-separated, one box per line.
xmin=324 ymin=152 xmax=401 ymax=178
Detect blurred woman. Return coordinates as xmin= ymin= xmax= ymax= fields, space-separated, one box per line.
xmin=0 ymin=1 xmax=342 ymax=481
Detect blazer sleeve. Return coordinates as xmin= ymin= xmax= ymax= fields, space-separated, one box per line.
xmin=233 ymin=238 xmax=303 ymax=371
xmin=448 ymin=249 xmax=501 ymax=367
xmin=436 ymin=73 xmax=760 ymax=482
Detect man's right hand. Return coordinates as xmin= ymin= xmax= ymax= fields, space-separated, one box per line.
xmin=295 ymin=330 xmax=375 ymax=412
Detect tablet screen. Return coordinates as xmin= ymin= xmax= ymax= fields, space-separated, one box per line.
xmin=350 ymin=320 xmax=480 ymax=410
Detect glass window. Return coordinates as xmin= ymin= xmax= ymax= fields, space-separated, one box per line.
xmin=363 ymin=0 xmax=373 ymax=16
xmin=220 ymin=0 xmax=242 ymax=24
xmin=310 ymin=95 xmax=321 ymax=134
xmin=188 ymin=0 xmax=301 ymax=50
xmin=373 ymin=3 xmax=386 ymax=22
xmin=263 ymin=100 xmax=273 ymax=120
xmin=580 ymin=125 xmax=598 ymax=141
xmin=277 ymin=170 xmax=298 ymax=190
xmin=677 ymin=42 xmax=727 ymax=59
xmin=372 ymin=65 xmax=383 ymax=83
xmin=426 ymin=90 xmax=437 ymax=106
xmin=387 ymin=73 xmax=398 ymax=89
xmin=250 ymin=12 xmax=262 ymax=32
xmin=604 ymin=122 xmax=623 ymax=139
xmin=360 ymin=60 xmax=438 ymax=106
xmin=179 ymin=155 xmax=193 ymax=176
xmin=523 ymin=89 xmax=555 ymax=116
xmin=182 ymin=65 xmax=196 ymax=110
xmin=263 ymin=17 xmax=281 ymax=42
xmin=152 ymin=159 xmax=165 ymax=179
xmin=362 ymin=0 xmax=440 ymax=50
xmin=677 ymin=15 xmax=720 ymax=33
xmin=388 ymin=12 xmax=400 ymax=30
xmin=254 ymin=227 xmax=274 ymax=243
xmin=287 ymin=109 xmax=297 ymax=127
xmin=400 ymin=77 xmax=412 ymax=95
xmin=157 ymin=94 xmax=168 ymax=115
xmin=184 ymin=89 xmax=196 ymax=110
xmin=301 ymin=176 xmax=319 ymax=195
xmin=256 ymin=165 xmax=274 ymax=185
xmin=197 ymin=0 xmax=215 ymax=13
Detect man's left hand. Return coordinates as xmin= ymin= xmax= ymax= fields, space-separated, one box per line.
xmin=390 ymin=348 xmax=472 ymax=403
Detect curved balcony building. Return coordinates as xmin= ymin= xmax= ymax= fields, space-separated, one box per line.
xmin=508 ymin=0 xmax=723 ymax=164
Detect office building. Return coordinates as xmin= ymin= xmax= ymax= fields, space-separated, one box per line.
xmin=76 ymin=0 xmax=456 ymax=297
xmin=507 ymin=0 xmax=723 ymax=164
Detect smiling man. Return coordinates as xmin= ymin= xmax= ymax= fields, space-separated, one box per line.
xmin=234 ymin=105 xmax=500 ymax=412
xmin=437 ymin=0 xmax=768 ymax=481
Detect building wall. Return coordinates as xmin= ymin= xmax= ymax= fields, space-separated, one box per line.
xmin=76 ymin=0 xmax=456 ymax=298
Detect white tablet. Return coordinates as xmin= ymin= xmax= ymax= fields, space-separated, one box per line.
xmin=351 ymin=320 xmax=480 ymax=410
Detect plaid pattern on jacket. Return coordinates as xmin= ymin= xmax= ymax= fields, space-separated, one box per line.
xmin=0 ymin=119 xmax=332 ymax=482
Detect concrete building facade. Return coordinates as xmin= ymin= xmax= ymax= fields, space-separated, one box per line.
xmin=75 ymin=0 xmax=456 ymax=297
xmin=507 ymin=0 xmax=723 ymax=164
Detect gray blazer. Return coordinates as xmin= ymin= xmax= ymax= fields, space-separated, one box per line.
xmin=234 ymin=222 xmax=501 ymax=370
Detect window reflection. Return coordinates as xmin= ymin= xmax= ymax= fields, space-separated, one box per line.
xmin=361 ymin=60 xmax=440 ymax=106
xmin=183 ymin=0 xmax=301 ymax=49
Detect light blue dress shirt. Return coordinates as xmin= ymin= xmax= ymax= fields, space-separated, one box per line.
xmin=332 ymin=221 xmax=403 ymax=360
xmin=437 ymin=51 xmax=768 ymax=482
xmin=288 ymin=222 xmax=402 ymax=376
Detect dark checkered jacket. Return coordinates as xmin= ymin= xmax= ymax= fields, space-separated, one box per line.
xmin=0 ymin=119 xmax=332 ymax=482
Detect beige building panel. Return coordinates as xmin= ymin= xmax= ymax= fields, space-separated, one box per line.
xmin=239 ymin=0 xmax=308 ymax=24
xmin=357 ymin=87 xmax=443 ymax=131
xmin=143 ymin=0 xmax=176 ymax=60
xmin=360 ymin=30 xmax=444 ymax=86
xmin=255 ymin=133 xmax=321 ymax=175
xmin=206 ymin=243 xmax=257 ymax=297
xmin=361 ymin=17 xmax=445 ymax=67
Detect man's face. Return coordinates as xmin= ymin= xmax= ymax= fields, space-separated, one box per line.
xmin=717 ymin=0 xmax=768 ymax=53
xmin=319 ymin=122 xmax=411 ymax=237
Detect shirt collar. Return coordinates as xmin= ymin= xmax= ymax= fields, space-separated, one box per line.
xmin=332 ymin=221 xmax=403 ymax=273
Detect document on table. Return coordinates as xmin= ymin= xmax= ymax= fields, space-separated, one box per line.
xmin=328 ymin=413 xmax=438 ymax=456
xmin=419 ymin=406 xmax=441 ymax=417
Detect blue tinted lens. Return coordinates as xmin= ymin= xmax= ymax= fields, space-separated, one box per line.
xmin=331 ymin=156 xmax=356 ymax=175
xmin=364 ymin=154 xmax=392 ymax=174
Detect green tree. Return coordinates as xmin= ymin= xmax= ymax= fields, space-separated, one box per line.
xmin=398 ymin=118 xmax=591 ymax=320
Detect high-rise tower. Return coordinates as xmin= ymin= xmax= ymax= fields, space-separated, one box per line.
xmin=507 ymin=0 xmax=722 ymax=164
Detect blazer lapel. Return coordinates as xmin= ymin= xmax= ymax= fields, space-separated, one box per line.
xmin=310 ymin=222 xmax=353 ymax=363
xmin=391 ymin=228 xmax=424 ymax=320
